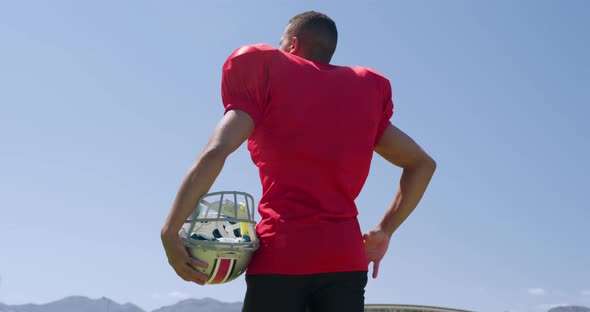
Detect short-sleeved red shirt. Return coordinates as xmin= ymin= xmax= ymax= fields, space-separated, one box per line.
xmin=221 ymin=44 xmax=394 ymax=275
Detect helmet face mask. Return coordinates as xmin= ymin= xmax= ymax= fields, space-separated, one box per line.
xmin=179 ymin=191 xmax=259 ymax=284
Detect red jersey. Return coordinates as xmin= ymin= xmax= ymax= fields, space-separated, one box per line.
xmin=221 ymin=44 xmax=394 ymax=274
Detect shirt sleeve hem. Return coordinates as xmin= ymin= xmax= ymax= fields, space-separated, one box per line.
xmin=374 ymin=120 xmax=392 ymax=147
xmin=224 ymin=103 xmax=261 ymax=125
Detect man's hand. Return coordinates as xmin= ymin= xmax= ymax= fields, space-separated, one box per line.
xmin=161 ymin=233 xmax=210 ymax=285
xmin=367 ymin=124 xmax=435 ymax=279
xmin=160 ymin=109 xmax=254 ymax=285
xmin=363 ymin=229 xmax=390 ymax=279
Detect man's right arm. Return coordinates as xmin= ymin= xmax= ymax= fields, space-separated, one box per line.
xmin=364 ymin=124 xmax=436 ymax=278
xmin=374 ymin=124 xmax=436 ymax=237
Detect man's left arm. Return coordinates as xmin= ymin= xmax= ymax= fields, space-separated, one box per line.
xmin=160 ymin=109 xmax=254 ymax=285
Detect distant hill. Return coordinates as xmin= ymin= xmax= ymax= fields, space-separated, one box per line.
xmin=549 ymin=306 xmax=590 ymax=312
xmin=0 ymin=296 xmax=241 ymax=312
xmin=153 ymin=298 xmax=242 ymax=312
xmin=0 ymin=296 xmax=143 ymax=312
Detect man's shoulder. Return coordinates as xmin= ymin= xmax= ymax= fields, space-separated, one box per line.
xmin=348 ymin=65 xmax=390 ymax=82
xmin=223 ymin=44 xmax=280 ymax=72
xmin=228 ymin=44 xmax=279 ymax=60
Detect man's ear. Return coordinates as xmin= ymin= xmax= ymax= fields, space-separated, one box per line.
xmin=289 ymin=37 xmax=299 ymax=53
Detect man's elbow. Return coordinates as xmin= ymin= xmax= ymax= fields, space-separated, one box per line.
xmin=426 ymin=155 xmax=437 ymax=172
xmin=420 ymin=154 xmax=437 ymax=174
xmin=407 ymin=152 xmax=436 ymax=174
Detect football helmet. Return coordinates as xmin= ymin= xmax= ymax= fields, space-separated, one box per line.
xmin=179 ymin=191 xmax=259 ymax=284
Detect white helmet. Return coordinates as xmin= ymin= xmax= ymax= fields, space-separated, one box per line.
xmin=179 ymin=191 xmax=259 ymax=284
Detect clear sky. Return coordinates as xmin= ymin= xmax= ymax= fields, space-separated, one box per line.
xmin=0 ymin=1 xmax=588 ymax=312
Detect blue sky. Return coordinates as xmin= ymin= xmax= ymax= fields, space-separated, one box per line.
xmin=0 ymin=1 xmax=588 ymax=312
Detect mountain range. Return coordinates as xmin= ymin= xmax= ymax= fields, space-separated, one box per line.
xmin=0 ymin=296 xmax=241 ymax=312
xmin=1 ymin=296 xmax=589 ymax=312
xmin=549 ymin=306 xmax=590 ymax=312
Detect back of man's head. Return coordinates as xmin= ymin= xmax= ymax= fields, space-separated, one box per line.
xmin=286 ymin=11 xmax=338 ymax=63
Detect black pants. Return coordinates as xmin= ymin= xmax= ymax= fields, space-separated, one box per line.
xmin=242 ymin=271 xmax=367 ymax=312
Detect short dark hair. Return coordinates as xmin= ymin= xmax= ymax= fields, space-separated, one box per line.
xmin=287 ymin=11 xmax=338 ymax=62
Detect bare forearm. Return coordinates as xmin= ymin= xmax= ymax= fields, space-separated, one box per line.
xmin=377 ymin=158 xmax=436 ymax=237
xmin=161 ymin=150 xmax=227 ymax=239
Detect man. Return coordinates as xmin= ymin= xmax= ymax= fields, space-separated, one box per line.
xmin=161 ymin=11 xmax=436 ymax=312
